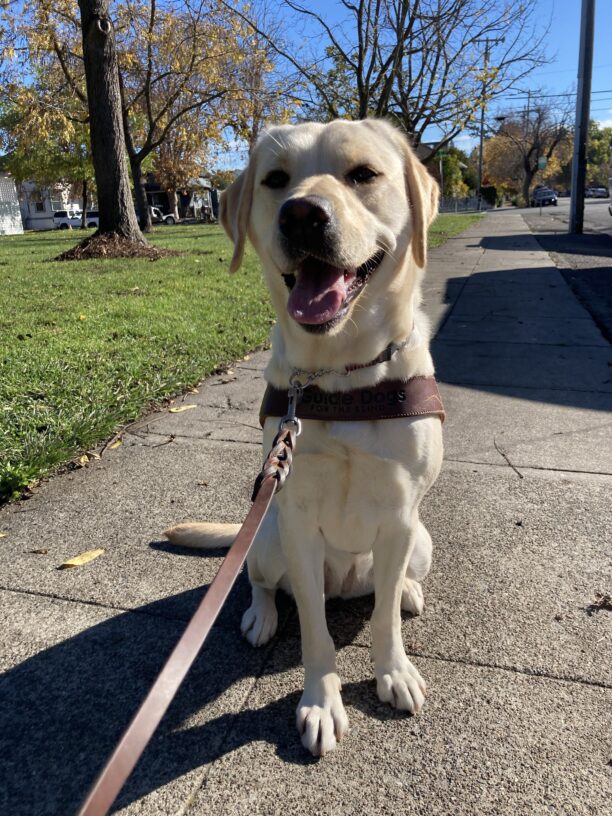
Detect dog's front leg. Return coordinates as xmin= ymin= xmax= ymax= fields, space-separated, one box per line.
xmin=371 ymin=520 xmax=427 ymax=713
xmin=279 ymin=517 xmax=348 ymax=756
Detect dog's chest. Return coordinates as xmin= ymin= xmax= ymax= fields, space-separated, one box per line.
xmin=273 ymin=416 xmax=441 ymax=554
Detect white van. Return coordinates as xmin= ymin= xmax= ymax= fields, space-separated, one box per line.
xmin=53 ymin=210 xmax=82 ymax=229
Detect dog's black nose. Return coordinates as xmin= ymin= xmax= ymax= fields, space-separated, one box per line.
xmin=278 ymin=196 xmax=332 ymax=248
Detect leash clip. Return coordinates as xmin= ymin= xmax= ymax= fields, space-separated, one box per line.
xmin=280 ymin=377 xmax=303 ymax=435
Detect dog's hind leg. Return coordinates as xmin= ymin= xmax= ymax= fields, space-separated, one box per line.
xmin=240 ymin=505 xmax=286 ymax=647
xmin=241 ymin=584 xmax=278 ymax=647
xmin=401 ymin=520 xmax=432 ymax=616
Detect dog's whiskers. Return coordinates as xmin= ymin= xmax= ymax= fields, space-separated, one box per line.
xmin=376 ymin=242 xmax=398 ymax=264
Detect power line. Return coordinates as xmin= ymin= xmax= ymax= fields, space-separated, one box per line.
xmin=527 ymin=62 xmax=612 ymax=77
xmin=504 ymin=88 xmax=612 ymax=101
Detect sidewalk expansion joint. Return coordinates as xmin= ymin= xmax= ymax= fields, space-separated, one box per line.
xmin=138 ymin=430 xmax=261 ymax=447
xmin=436 ymin=338 xmax=608 ymax=350
xmin=438 ymin=379 xmax=612 ymax=395
xmin=443 ymin=457 xmax=612 ymax=478
xmin=348 ymin=641 xmax=612 ymax=691
xmin=0 ymin=584 xmax=234 ymax=628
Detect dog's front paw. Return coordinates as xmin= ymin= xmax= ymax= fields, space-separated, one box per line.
xmin=240 ymin=587 xmax=278 ymax=647
xmin=296 ymin=673 xmax=349 ymax=757
xmin=376 ymin=657 xmax=426 ymax=714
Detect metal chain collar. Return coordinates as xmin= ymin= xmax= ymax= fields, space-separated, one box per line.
xmin=283 ymin=329 xmax=422 ymax=435
xmin=289 ymin=331 xmax=420 ymax=388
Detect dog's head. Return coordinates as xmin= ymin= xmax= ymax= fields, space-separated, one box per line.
xmin=220 ymin=119 xmax=438 ymax=336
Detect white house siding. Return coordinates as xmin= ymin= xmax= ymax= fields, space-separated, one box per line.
xmin=17 ymin=181 xmax=79 ymax=230
xmin=0 ymin=174 xmax=24 ymax=235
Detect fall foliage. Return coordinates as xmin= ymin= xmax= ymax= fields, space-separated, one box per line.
xmin=484 ymin=105 xmax=573 ymax=203
xmin=0 ymin=0 xmax=296 ymax=245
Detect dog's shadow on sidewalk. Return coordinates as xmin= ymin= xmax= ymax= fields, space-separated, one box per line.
xmin=0 ymin=556 xmax=389 ymax=815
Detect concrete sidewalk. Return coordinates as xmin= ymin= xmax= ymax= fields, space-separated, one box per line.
xmin=1 ymin=211 xmax=610 ymax=815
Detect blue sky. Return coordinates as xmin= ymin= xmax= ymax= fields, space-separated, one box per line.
xmin=451 ymin=0 xmax=612 ymax=150
xmin=488 ymin=1 xmax=612 ymax=123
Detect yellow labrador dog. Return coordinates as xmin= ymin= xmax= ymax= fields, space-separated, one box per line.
xmin=166 ymin=119 xmax=442 ymax=756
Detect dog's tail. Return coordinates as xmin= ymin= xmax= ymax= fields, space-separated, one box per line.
xmin=164 ymin=522 xmax=241 ymax=549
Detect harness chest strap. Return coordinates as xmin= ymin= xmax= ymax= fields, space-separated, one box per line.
xmin=260 ymin=375 xmax=445 ymax=426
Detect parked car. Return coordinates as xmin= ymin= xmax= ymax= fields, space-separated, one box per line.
xmin=53 ymin=210 xmax=82 ymax=229
xmin=150 ymin=206 xmax=177 ymax=225
xmin=529 ymin=187 xmax=557 ymax=207
xmin=585 ymin=187 xmax=609 ymax=198
xmin=84 ymin=210 xmax=99 ymax=227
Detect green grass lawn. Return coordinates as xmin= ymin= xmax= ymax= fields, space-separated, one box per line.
xmin=1 ymin=213 xmax=482 ymax=502
xmin=428 ymin=212 xmax=483 ymax=248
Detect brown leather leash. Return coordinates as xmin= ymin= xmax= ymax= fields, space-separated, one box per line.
xmin=75 ymin=336 xmax=444 ymax=814
xmin=76 ymin=428 xmax=295 ymax=816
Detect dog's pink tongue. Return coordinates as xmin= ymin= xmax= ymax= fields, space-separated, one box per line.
xmin=287 ymin=259 xmax=350 ymax=325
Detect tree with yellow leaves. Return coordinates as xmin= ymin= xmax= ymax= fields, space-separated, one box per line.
xmin=484 ymin=103 xmax=573 ymax=205
xmin=153 ymin=115 xmax=208 ymax=220
xmin=0 ymin=0 xmax=288 ymax=246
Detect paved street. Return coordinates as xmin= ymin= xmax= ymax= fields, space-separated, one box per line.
xmin=516 ymin=196 xmax=611 ymax=236
xmin=519 ymin=199 xmax=612 ymax=343
xmin=1 ymin=210 xmax=610 ymax=815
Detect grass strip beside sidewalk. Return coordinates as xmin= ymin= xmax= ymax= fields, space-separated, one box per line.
xmin=1 ymin=225 xmax=273 ymax=502
xmin=1 ymin=214 xmax=483 ymax=502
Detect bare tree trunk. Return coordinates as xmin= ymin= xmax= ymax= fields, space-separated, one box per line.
xmin=167 ymin=190 xmax=180 ymax=221
xmin=522 ymin=160 xmax=535 ymax=206
xmin=77 ymin=0 xmax=146 ymax=242
xmin=80 ymin=179 xmax=87 ymax=229
xmin=130 ymin=157 xmax=152 ymax=232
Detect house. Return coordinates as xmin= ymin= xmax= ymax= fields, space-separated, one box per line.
xmin=144 ymin=174 xmax=215 ymax=220
xmin=17 ymin=181 xmax=81 ymax=231
xmin=0 ymin=173 xmax=24 ymax=235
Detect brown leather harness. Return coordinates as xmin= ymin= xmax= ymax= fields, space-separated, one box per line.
xmin=76 ymin=341 xmax=444 ymax=815
xmin=260 ymin=375 xmax=445 ymax=425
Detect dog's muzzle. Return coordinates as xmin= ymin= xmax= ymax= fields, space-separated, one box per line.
xmin=279 ymin=195 xmax=335 ymax=256
xmin=278 ymin=196 xmax=385 ymax=333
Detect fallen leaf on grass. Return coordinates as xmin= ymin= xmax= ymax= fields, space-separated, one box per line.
xmin=79 ymin=454 xmax=89 ymax=465
xmin=58 ymin=548 xmax=105 ymax=570
xmin=187 ymin=387 xmax=199 ymax=394
xmin=169 ymin=404 xmax=197 ymax=413
xmin=108 ymin=438 xmax=122 ymax=450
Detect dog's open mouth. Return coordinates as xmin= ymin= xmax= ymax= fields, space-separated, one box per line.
xmin=285 ymin=250 xmax=385 ymax=330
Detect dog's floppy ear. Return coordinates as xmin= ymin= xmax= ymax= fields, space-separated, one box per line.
xmin=219 ymin=159 xmax=256 ymax=273
xmin=396 ymin=133 xmax=439 ymax=269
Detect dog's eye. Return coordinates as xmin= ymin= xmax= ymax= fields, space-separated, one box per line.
xmin=347 ymin=165 xmax=379 ymax=185
xmin=262 ymin=170 xmax=289 ymax=189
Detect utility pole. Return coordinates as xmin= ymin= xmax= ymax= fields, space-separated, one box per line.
xmin=476 ymin=39 xmax=491 ymax=212
xmin=476 ymin=37 xmax=504 ymax=211
xmin=569 ymin=0 xmax=595 ymax=234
